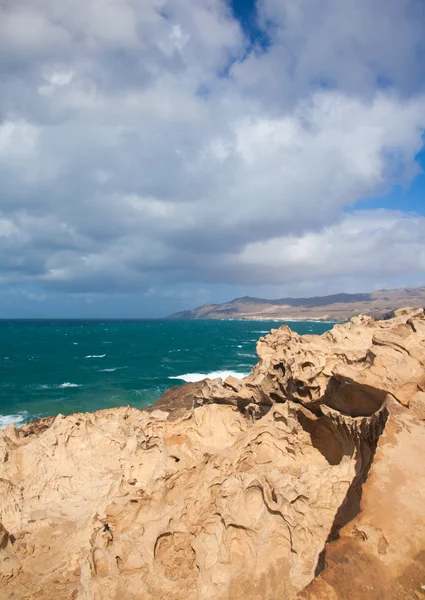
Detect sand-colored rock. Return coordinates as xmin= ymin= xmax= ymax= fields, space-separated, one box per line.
xmin=0 ymin=308 xmax=425 ymax=599
xmin=300 ymin=396 xmax=425 ymax=600
xmin=194 ymin=307 xmax=425 ymax=414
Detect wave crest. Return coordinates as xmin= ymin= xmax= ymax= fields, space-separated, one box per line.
xmin=59 ymin=382 xmax=82 ymax=388
xmin=169 ymin=370 xmax=249 ymax=383
xmin=0 ymin=411 xmax=29 ymax=429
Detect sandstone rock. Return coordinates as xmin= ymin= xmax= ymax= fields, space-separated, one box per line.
xmin=300 ymin=397 xmax=425 ymax=600
xmin=0 ymin=308 xmax=424 ymax=599
xmin=0 ymin=522 xmax=20 ymax=581
xmin=410 ymin=391 xmax=425 ymax=420
xmin=193 ymin=307 xmax=425 ymax=413
xmin=19 ymin=416 xmax=56 ymax=438
xmin=145 ymin=381 xmax=204 ymax=420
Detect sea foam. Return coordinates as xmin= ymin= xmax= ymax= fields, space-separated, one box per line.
xmin=0 ymin=411 xmax=29 ymax=429
xmin=169 ymin=370 xmax=249 ymax=383
xmin=59 ymin=382 xmax=82 ymax=388
xmin=85 ymin=354 xmax=106 ymax=359
xmin=35 ymin=383 xmax=82 ymax=389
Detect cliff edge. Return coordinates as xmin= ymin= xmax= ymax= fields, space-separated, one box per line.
xmin=1 ymin=308 xmax=425 ymax=599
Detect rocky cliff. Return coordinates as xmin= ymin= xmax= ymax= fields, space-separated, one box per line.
xmin=1 ymin=308 xmax=425 ymax=599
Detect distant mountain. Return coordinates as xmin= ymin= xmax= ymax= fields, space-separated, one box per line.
xmin=168 ymin=287 xmax=425 ymax=322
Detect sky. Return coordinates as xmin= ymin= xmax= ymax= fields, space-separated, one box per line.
xmin=0 ymin=0 xmax=424 ymax=318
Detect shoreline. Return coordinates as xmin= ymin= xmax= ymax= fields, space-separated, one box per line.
xmin=1 ymin=319 xmax=331 ymax=431
xmin=17 ymin=380 xmax=202 ymax=436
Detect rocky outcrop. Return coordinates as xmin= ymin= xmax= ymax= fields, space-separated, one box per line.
xmin=193 ymin=307 xmax=425 ymax=415
xmin=300 ymin=395 xmax=425 ymax=600
xmin=0 ymin=308 xmax=424 ymax=599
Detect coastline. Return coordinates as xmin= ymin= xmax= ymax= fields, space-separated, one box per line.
xmin=1 ymin=308 xmax=425 ymax=599
xmin=18 ymin=381 xmax=200 ymax=434
xmin=0 ymin=319 xmax=332 ymax=429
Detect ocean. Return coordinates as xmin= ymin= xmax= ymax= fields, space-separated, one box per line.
xmin=0 ymin=319 xmax=334 ymax=428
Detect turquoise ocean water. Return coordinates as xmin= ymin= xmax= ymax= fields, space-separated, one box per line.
xmin=0 ymin=319 xmax=333 ymax=428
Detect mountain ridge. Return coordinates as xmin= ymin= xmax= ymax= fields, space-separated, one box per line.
xmin=168 ymin=286 xmax=425 ymax=321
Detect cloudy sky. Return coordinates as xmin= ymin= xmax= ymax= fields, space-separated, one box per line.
xmin=1 ymin=0 xmax=424 ymax=317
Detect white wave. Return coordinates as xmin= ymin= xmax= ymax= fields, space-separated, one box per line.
xmin=33 ymin=382 xmax=83 ymax=390
xmin=0 ymin=411 xmax=29 ymax=429
xmin=73 ymin=342 xmax=78 ymax=345
xmin=98 ymin=367 xmax=127 ymax=372
xmin=277 ymin=319 xmax=337 ymax=324
xmin=237 ymin=345 xmax=243 ymax=348
xmin=59 ymin=382 xmax=82 ymax=388
xmin=85 ymin=354 xmax=106 ymax=359
xmin=169 ymin=370 xmax=249 ymax=383
xmin=237 ymin=352 xmax=257 ymax=358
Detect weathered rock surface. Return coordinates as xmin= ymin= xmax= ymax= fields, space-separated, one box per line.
xmin=194 ymin=307 xmax=425 ymax=414
xmin=0 ymin=308 xmax=424 ymax=599
xmin=300 ymin=396 xmax=425 ymax=600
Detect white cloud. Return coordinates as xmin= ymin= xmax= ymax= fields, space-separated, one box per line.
xmin=237 ymin=210 xmax=425 ymax=283
xmin=249 ymin=0 xmax=425 ymax=101
xmin=0 ymin=0 xmax=424 ymax=313
xmin=0 ymin=121 xmax=39 ymax=158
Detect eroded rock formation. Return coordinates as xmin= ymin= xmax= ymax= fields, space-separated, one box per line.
xmin=0 ymin=308 xmax=424 ymax=599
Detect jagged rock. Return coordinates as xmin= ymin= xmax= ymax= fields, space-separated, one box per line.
xmin=194 ymin=307 xmax=425 ymax=415
xmin=19 ymin=416 xmax=56 ymax=437
xmin=0 ymin=308 xmax=424 ymax=599
xmin=300 ymin=397 xmax=425 ymax=600
xmin=0 ymin=522 xmax=20 ymax=581
xmin=410 ymin=391 xmax=425 ymax=420
xmin=144 ymin=381 xmax=204 ymax=420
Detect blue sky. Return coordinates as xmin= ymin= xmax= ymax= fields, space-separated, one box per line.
xmin=354 ymin=149 xmax=425 ymax=214
xmin=0 ymin=0 xmax=424 ymax=317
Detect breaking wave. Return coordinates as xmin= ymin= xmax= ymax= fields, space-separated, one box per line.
xmin=169 ymin=370 xmax=249 ymax=383
xmin=59 ymin=382 xmax=82 ymax=388
xmin=0 ymin=411 xmax=29 ymax=429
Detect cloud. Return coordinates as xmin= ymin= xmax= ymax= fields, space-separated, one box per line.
xmin=242 ymin=0 xmax=425 ymax=102
xmin=0 ymin=0 xmax=424 ymax=314
xmin=236 ymin=209 xmax=425 ymax=283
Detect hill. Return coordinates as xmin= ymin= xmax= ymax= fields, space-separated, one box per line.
xmin=168 ymin=286 xmax=425 ymax=321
